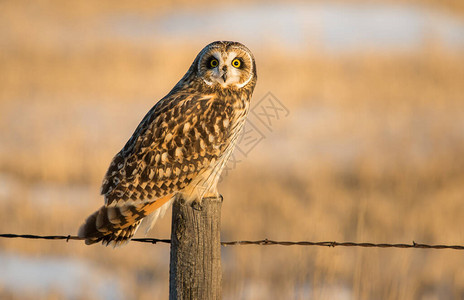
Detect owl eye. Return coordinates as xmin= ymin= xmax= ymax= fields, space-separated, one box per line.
xmin=209 ymin=58 xmax=219 ymax=68
xmin=231 ymin=58 xmax=241 ymax=68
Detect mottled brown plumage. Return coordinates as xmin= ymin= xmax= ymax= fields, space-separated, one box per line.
xmin=78 ymin=41 xmax=257 ymax=246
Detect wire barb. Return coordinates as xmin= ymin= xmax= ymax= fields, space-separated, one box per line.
xmin=1 ymin=233 xmax=464 ymax=250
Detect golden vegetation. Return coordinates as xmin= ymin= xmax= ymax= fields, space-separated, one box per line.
xmin=1 ymin=1 xmax=464 ymax=299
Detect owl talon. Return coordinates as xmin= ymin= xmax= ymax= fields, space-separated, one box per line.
xmin=191 ymin=199 xmax=203 ymax=211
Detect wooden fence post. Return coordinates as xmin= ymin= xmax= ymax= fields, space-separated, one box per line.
xmin=169 ymin=195 xmax=223 ymax=300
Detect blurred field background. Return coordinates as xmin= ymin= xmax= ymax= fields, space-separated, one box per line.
xmin=1 ymin=0 xmax=464 ymax=299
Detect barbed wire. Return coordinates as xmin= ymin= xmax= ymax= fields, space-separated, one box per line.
xmin=1 ymin=233 xmax=464 ymax=250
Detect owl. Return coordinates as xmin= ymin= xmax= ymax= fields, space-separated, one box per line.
xmin=78 ymin=41 xmax=257 ymax=246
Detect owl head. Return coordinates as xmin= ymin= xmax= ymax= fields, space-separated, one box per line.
xmin=193 ymin=41 xmax=257 ymax=89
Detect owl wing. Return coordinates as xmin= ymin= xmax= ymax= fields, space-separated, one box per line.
xmin=101 ymin=91 xmax=232 ymax=205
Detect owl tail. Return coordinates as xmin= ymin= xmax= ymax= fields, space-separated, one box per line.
xmin=78 ymin=194 xmax=174 ymax=247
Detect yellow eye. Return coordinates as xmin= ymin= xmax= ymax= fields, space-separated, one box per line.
xmin=232 ymin=58 xmax=241 ymax=68
xmin=210 ymin=58 xmax=219 ymax=68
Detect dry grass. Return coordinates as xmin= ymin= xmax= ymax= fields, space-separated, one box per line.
xmin=1 ymin=1 xmax=464 ymax=299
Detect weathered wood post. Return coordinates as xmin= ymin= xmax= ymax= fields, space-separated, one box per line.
xmin=169 ymin=195 xmax=223 ymax=299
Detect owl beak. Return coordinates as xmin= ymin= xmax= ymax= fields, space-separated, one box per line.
xmin=221 ymin=66 xmax=228 ymax=82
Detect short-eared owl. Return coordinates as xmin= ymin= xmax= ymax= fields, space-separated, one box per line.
xmin=78 ymin=41 xmax=257 ymax=246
